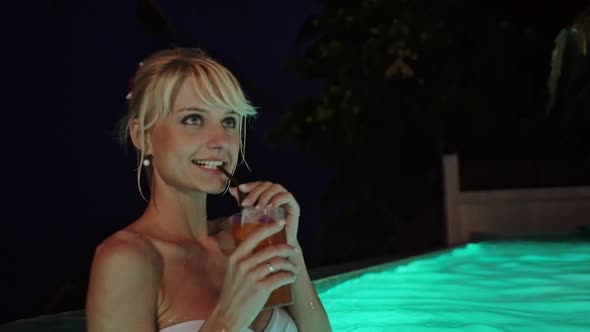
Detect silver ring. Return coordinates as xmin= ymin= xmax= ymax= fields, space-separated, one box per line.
xmin=266 ymin=262 xmax=276 ymax=273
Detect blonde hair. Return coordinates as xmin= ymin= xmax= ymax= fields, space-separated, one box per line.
xmin=118 ymin=48 xmax=258 ymax=200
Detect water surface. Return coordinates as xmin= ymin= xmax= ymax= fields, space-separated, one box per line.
xmin=318 ymin=239 xmax=590 ymax=331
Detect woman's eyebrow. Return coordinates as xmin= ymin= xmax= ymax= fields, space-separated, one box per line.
xmin=175 ymin=107 xmax=239 ymax=116
xmin=176 ymin=106 xmax=208 ymax=113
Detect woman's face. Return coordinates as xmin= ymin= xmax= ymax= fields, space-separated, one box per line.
xmin=147 ymin=78 xmax=241 ymax=194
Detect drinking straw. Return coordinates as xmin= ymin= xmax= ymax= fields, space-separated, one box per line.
xmin=217 ymin=165 xmax=245 ymax=208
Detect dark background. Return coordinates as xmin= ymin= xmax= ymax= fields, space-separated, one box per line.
xmin=1 ymin=0 xmax=589 ymax=324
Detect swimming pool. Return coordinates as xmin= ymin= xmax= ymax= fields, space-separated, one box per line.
xmin=1 ymin=237 xmax=588 ymax=331
xmin=314 ymin=237 xmax=590 ymax=332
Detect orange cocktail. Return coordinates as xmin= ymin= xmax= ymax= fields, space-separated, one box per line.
xmin=232 ymin=207 xmax=293 ymax=308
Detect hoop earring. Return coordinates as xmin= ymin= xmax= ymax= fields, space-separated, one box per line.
xmin=222 ymin=178 xmax=231 ymax=194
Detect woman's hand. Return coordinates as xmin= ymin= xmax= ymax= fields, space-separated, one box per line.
xmin=209 ymin=220 xmax=299 ymax=331
xmin=230 ymin=182 xmax=301 ymax=245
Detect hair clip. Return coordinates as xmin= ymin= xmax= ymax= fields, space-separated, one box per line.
xmin=125 ymin=62 xmax=144 ymax=100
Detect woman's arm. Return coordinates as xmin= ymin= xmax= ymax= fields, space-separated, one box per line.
xmin=86 ymin=234 xmax=161 ymax=332
xmin=286 ymin=241 xmax=332 ymax=332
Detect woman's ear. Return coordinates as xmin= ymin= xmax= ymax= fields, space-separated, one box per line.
xmin=130 ymin=119 xmax=152 ymax=154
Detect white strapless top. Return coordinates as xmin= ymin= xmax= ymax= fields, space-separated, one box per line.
xmin=160 ymin=307 xmax=298 ymax=332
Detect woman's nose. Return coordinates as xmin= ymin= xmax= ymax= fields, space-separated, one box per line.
xmin=206 ymin=124 xmax=230 ymax=150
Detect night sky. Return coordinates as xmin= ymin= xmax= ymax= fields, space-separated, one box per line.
xmin=1 ymin=0 xmax=588 ymax=325
xmin=2 ymin=0 xmax=330 ymax=323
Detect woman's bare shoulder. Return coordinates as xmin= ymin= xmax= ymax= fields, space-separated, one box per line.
xmin=86 ymin=230 xmax=163 ymax=331
xmin=91 ymin=229 xmax=163 ymax=280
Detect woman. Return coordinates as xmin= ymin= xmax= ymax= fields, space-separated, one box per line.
xmin=86 ymin=48 xmax=332 ymax=332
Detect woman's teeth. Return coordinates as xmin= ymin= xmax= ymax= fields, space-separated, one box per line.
xmin=193 ymin=160 xmax=224 ymax=169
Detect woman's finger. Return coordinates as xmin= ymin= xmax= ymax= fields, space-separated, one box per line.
xmin=242 ymin=244 xmax=299 ymax=269
xmin=268 ymin=192 xmax=300 ymax=214
xmin=255 ymin=184 xmax=286 ymax=207
xmin=235 ymin=245 xmax=294 ymax=276
xmin=237 ymin=182 xmax=260 ymax=193
xmin=241 ymin=182 xmax=272 ymax=206
xmin=250 ymin=257 xmax=299 ymax=280
xmin=260 ymin=271 xmax=297 ymax=290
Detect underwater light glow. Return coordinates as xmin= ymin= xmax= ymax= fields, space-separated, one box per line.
xmin=317 ymin=240 xmax=590 ymax=332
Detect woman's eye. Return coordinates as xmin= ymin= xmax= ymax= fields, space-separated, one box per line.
xmin=182 ymin=114 xmax=202 ymax=125
xmin=223 ymin=117 xmax=237 ymax=128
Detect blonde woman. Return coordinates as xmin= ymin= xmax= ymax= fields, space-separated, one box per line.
xmin=86 ymin=48 xmax=331 ymax=332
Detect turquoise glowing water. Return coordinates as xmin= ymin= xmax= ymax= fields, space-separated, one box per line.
xmin=316 ymin=239 xmax=590 ymax=332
